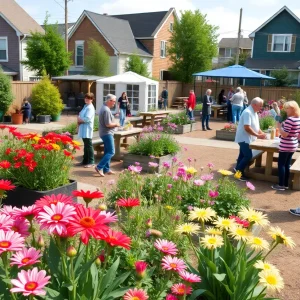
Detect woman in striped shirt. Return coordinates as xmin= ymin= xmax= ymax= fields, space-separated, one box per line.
xmin=272 ymin=101 xmax=300 ymax=191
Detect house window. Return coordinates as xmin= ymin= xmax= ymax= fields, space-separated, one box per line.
xmin=127 ymin=84 xmax=139 ymax=111
xmin=225 ymin=48 xmax=232 ymax=58
xmin=169 ymin=22 xmax=173 ymax=32
xmin=75 ymin=41 xmax=84 ymax=66
xmin=103 ymin=84 xmax=116 ymax=111
xmin=0 ymin=37 xmax=8 ymax=61
xmin=160 ymin=70 xmax=164 ymax=80
xmin=272 ymin=34 xmax=292 ymax=52
xmin=148 ymin=85 xmax=156 ymax=110
xmin=160 ymin=41 xmax=167 ymax=58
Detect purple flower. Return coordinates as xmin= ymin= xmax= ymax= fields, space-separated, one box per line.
xmin=187 ymin=158 xmax=192 ymax=163
xmin=200 ymin=174 xmax=214 ymax=181
xmin=188 ymin=206 xmax=194 ymax=211
xmin=166 ymin=171 xmax=172 ymax=177
xmin=172 ymin=157 xmax=178 ymax=163
xmin=145 ymin=230 xmax=151 ymax=238
xmin=167 ymin=184 xmax=172 ymax=189
xmin=209 ymin=190 xmax=219 ymax=198
xmin=207 ymin=162 xmax=214 ymax=169
xmin=246 ymin=181 xmax=255 ymax=191
xmin=173 ymin=215 xmax=180 ymax=221
xmin=135 ymin=162 xmax=140 ymax=166
xmin=209 ymin=201 xmax=215 ymax=206
xmin=150 ymin=155 xmax=155 ymax=159
xmin=178 ymin=162 xmax=185 ymax=168
xmin=128 ymin=165 xmax=143 ymax=173
xmin=172 ymin=176 xmax=179 ymax=181
xmin=148 ymin=162 xmax=159 ymax=168
xmin=193 ymin=179 xmax=205 ymax=186
xmin=163 ymin=162 xmax=171 ymax=169
xmin=176 ymin=195 xmax=182 ymax=200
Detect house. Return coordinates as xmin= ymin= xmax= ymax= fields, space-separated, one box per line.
xmin=68 ymin=8 xmax=177 ymax=79
xmin=245 ymin=6 xmax=300 ymax=86
xmin=0 ymin=0 xmax=44 ymax=80
xmin=42 ymin=23 xmax=75 ymax=38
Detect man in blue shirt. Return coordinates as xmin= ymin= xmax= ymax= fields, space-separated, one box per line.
xmin=161 ymin=87 xmax=168 ymax=110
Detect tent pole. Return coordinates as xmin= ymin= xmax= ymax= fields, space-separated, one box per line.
xmin=193 ymin=76 xmax=196 ymax=94
xmin=201 ymin=76 xmax=203 ymax=101
xmin=215 ymin=78 xmax=218 ymax=104
xmin=260 ymin=80 xmax=262 ymax=97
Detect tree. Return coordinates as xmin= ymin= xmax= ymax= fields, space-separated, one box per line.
xmin=125 ymin=54 xmax=149 ymax=77
xmin=168 ymin=10 xmax=218 ymax=83
xmin=225 ymin=52 xmax=250 ymax=66
xmin=22 ymin=15 xmax=72 ymax=77
xmin=85 ymin=39 xmax=111 ymax=76
xmin=270 ymin=67 xmax=292 ymax=87
xmin=0 ymin=67 xmax=14 ymax=115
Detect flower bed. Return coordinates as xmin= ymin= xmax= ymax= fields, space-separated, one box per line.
xmin=216 ymin=123 xmax=236 ymax=141
xmin=161 ymin=112 xmax=196 ymax=134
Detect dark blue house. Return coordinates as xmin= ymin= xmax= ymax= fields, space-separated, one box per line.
xmin=245 ymin=6 xmax=300 ymax=86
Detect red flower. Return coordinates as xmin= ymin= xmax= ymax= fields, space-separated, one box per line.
xmin=63 ymin=150 xmax=72 ymax=157
xmin=67 ymin=205 xmax=110 ymax=244
xmin=5 ymin=148 xmax=12 ymax=155
xmin=25 ymin=152 xmax=34 ymax=161
xmin=0 ymin=179 xmax=15 ymax=191
xmin=0 ymin=160 xmax=11 ymax=169
xmin=11 ymin=131 xmax=23 ymax=139
xmin=116 ymin=198 xmax=140 ymax=208
xmin=0 ymin=125 xmax=7 ymax=130
xmin=8 ymin=126 xmax=17 ymax=132
xmin=33 ymin=145 xmax=42 ymax=150
xmin=24 ymin=160 xmax=37 ymax=172
xmin=72 ymin=190 xmax=104 ymax=205
xmin=102 ymin=228 xmax=131 ymax=250
xmin=135 ymin=261 xmax=147 ymax=278
xmin=14 ymin=162 xmax=22 ymax=169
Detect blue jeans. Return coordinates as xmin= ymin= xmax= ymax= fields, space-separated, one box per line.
xmin=202 ymin=114 xmax=210 ymax=129
xmin=278 ymin=152 xmax=294 ymax=187
xmin=232 ymin=105 xmax=243 ymax=124
xmin=119 ymin=108 xmax=126 ymax=127
xmin=163 ymin=98 xmax=167 ymax=110
xmin=96 ymin=134 xmax=115 ymax=173
xmin=188 ymin=110 xmax=194 ymax=120
xmin=236 ymin=142 xmax=253 ymax=175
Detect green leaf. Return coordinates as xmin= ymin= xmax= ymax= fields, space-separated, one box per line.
xmin=213 ymin=273 xmax=226 ymax=282
xmin=99 ymin=258 xmax=120 ymax=296
xmin=101 ymin=287 xmax=130 ymax=300
xmin=189 ymin=289 xmax=206 ymax=300
xmin=45 ymin=287 xmax=65 ymax=299
xmin=101 ymin=271 xmax=131 ymax=298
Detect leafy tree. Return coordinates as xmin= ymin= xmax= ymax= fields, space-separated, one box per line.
xmin=168 ymin=10 xmax=219 ymax=83
xmin=125 ymin=54 xmax=149 ymax=77
xmin=85 ymin=39 xmax=111 ymax=76
xmin=270 ymin=67 xmax=292 ymax=87
xmin=225 ymin=51 xmax=250 ymax=66
xmin=22 ymin=15 xmax=72 ymax=77
xmin=0 ymin=67 xmax=14 ymax=115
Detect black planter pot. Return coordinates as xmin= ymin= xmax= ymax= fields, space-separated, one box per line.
xmin=3 ymin=116 xmax=12 ymax=123
xmin=37 ymin=115 xmax=51 ymax=124
xmin=3 ymin=180 xmax=77 ymax=208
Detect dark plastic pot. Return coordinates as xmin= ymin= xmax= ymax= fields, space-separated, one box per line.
xmin=37 ymin=115 xmax=51 ymax=123
xmin=51 ymin=114 xmax=61 ymax=122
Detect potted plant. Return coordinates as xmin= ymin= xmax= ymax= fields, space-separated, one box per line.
xmin=162 ymin=111 xmax=196 ymax=134
xmin=216 ymin=123 xmax=237 ymax=141
xmin=11 ymin=106 xmax=23 ymax=124
xmin=31 ymin=73 xmax=64 ymax=123
xmin=0 ymin=67 xmax=14 ymax=121
xmin=3 ymin=108 xmax=13 ymax=123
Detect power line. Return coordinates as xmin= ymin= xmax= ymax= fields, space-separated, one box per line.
xmin=53 ymin=0 xmax=65 ymax=10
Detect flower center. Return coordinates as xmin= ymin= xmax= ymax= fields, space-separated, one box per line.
xmin=132 ymin=297 xmax=140 ymax=300
xmin=208 ymin=238 xmax=216 ymax=244
xmin=222 ymin=220 xmax=230 ymax=226
xmin=25 ymin=281 xmax=38 ymax=291
xmin=80 ymin=217 xmax=96 ymax=228
xmin=170 ymin=263 xmax=177 ymax=269
xmin=266 ymin=275 xmax=277 ymax=285
xmin=162 ymin=246 xmax=169 ymax=251
xmin=178 ymin=287 xmax=184 ymax=294
xmin=253 ymin=238 xmax=262 ymax=245
xmin=0 ymin=241 xmax=11 ymax=248
xmin=21 ymin=257 xmax=31 ymax=264
xmin=51 ymin=214 xmax=63 ymax=221
xmin=236 ymin=228 xmax=246 ymax=236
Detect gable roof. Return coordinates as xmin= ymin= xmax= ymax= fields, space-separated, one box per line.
xmin=249 ymin=6 xmax=300 ymax=38
xmin=0 ymin=0 xmax=44 ymax=35
xmin=97 ymin=71 xmax=158 ymax=84
xmin=42 ymin=23 xmax=75 ymax=37
xmin=219 ymin=38 xmax=252 ymax=49
xmin=68 ymin=10 xmax=152 ymax=57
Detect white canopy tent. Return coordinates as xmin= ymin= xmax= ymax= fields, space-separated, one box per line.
xmin=96 ymin=71 xmax=159 ymax=114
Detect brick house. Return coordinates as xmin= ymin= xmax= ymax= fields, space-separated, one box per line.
xmin=0 ymin=0 xmax=44 ymax=80
xmin=68 ymin=8 xmax=177 ymax=80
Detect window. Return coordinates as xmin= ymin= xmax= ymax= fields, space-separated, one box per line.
xmin=160 ymin=41 xmax=167 ymax=58
xmin=288 ymin=71 xmax=299 ymax=86
xmin=148 ymin=85 xmax=157 ymax=110
xmin=160 ymin=70 xmax=164 ymax=80
xmin=0 ymin=37 xmax=8 ymax=61
xmin=103 ymin=84 xmax=116 ymax=111
xmin=169 ymin=22 xmax=173 ymax=32
xmin=127 ymin=84 xmax=139 ymax=111
xmin=272 ymin=34 xmax=291 ymax=52
xmin=75 ymin=41 xmax=84 ymax=66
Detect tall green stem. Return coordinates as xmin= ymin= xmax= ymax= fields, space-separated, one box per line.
xmin=263 ymin=242 xmax=278 ymax=261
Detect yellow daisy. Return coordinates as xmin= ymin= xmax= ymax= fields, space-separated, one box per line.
xmin=188 ymin=207 xmax=216 ymax=222
xmin=165 ymin=205 xmax=174 ymax=210
xmin=228 ymin=225 xmax=252 ymax=241
xmin=200 ymin=235 xmax=224 ymax=250
xmin=72 ymin=141 xmax=80 ymax=146
xmin=218 ymin=169 xmax=233 ymax=176
xmin=213 ymin=217 xmax=235 ymax=231
xmin=186 ymin=167 xmax=197 ymax=175
xmin=268 ymin=226 xmax=296 ymax=249
xmin=247 ymin=236 xmax=270 ymax=251
xmin=238 ymin=207 xmax=269 ymax=227
xmin=234 ymin=170 xmax=242 ymax=179
xmin=254 ymin=260 xmax=279 ymax=273
xmin=175 ymin=223 xmax=200 ymax=235
xmin=51 ymin=143 xmax=61 ymax=151
xmin=205 ymin=226 xmax=222 ymax=236
xmin=259 ymin=270 xmax=284 ymax=293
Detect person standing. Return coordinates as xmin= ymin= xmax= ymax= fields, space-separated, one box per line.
xmin=202 ymin=89 xmax=213 ymax=131
xmin=218 ymin=89 xmax=227 ymax=105
xmin=95 ymin=94 xmax=119 ymax=177
xmin=272 ymin=101 xmax=300 ymax=191
xmin=230 ymin=87 xmax=245 ymax=124
xmin=21 ymin=98 xmax=31 ymax=124
xmin=227 ymin=87 xmax=234 ymax=122
xmin=161 ymin=87 xmax=168 ymax=110
xmin=186 ymin=90 xmax=196 ymax=120
xmin=234 ymin=97 xmax=266 ymax=181
xmin=117 ymin=92 xmax=129 ymax=127
xmin=77 ymin=93 xmax=96 ymax=168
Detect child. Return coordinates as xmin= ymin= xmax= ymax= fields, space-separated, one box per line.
xmin=21 ymin=99 xmax=31 ymax=124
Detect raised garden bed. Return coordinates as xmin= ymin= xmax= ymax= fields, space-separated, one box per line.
xmin=216 ymin=130 xmax=236 ymax=141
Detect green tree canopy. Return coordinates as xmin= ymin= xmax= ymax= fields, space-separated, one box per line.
xmin=225 ymin=51 xmax=250 ymax=67
xmin=168 ymin=10 xmax=219 ymax=83
xmin=125 ymin=54 xmax=150 ymax=77
xmin=85 ymin=39 xmax=111 ymax=76
xmin=22 ymin=15 xmax=72 ymax=77
xmin=270 ymin=67 xmax=292 ymax=87
xmin=0 ymin=67 xmax=14 ymax=114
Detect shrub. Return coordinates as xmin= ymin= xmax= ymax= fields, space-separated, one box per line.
xmin=162 ymin=111 xmax=191 ymax=126
xmin=258 ymin=111 xmax=275 ymax=130
xmin=0 ymin=68 xmax=14 ymax=114
xmin=195 ymin=103 xmax=203 ymax=110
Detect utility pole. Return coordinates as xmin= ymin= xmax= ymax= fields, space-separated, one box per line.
xmin=65 ymin=0 xmax=70 ymax=75
xmin=235 ymin=8 xmax=243 ymax=65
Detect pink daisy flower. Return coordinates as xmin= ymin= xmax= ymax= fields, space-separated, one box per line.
xmin=161 ymin=256 xmax=187 ymax=272
xmin=0 ymin=214 xmax=14 ymax=231
xmin=10 ymin=218 xmax=30 ymax=237
xmin=123 ymin=288 xmax=149 ymax=300
xmin=35 ymin=194 xmax=74 ymax=210
xmin=128 ymin=165 xmax=143 ymax=173
xmin=166 ymin=295 xmax=179 ymax=300
xmin=0 ymin=205 xmax=18 ymax=218
xmin=207 ymin=162 xmax=214 ymax=169
xmin=10 ymin=247 xmax=42 ymax=268
xmin=37 ymin=202 xmax=76 ymax=236
xmin=200 ymin=174 xmax=214 ymax=181
xmin=10 ymin=267 xmax=50 ymax=296
xmin=246 ymin=181 xmax=255 ymax=191
xmin=208 ymin=190 xmax=219 ymax=198
xmin=178 ymin=270 xmax=201 ymax=283
xmin=193 ymin=179 xmax=205 ymax=186
xmin=135 ymin=261 xmax=147 ymax=278
xmin=154 ymin=239 xmax=178 ymax=255
xmin=171 ymin=283 xmax=192 ymax=295
xmin=99 ymin=210 xmax=118 ymax=223
xmin=0 ymin=229 xmax=25 ymax=253
xmin=11 ymin=205 xmax=39 ymax=221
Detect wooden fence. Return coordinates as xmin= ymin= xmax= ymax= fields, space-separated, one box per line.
xmin=10 ymin=82 xmax=37 ymax=112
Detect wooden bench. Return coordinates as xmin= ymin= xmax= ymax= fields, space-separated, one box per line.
xmin=290 ymin=156 xmax=300 ymax=190
xmin=92 ymin=138 xmax=104 ymax=156
xmin=273 ymin=152 xmax=300 ymax=163
xmin=245 ymin=150 xmax=264 ymax=172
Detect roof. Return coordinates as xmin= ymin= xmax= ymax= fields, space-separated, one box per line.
xmin=193 ymin=65 xmax=275 ymax=79
xmin=0 ymin=0 xmax=44 ymax=35
xmin=245 ymin=58 xmax=300 ymax=70
xmin=0 ymin=64 xmax=18 ymax=75
xmin=218 ymin=38 xmax=252 ymax=49
xmin=42 ymin=23 xmax=75 ymax=36
xmin=52 ymin=75 xmax=105 ymax=81
xmin=69 ymin=11 xmax=152 ymax=57
xmin=249 ymin=6 xmax=300 ymax=38
xmin=96 ymin=71 xmax=158 ymax=84
xmin=113 ymin=10 xmax=169 ymax=37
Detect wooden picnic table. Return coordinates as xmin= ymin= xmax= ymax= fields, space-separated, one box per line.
xmin=211 ymin=104 xmax=227 ymax=119
xmin=139 ymin=111 xmax=170 ymax=126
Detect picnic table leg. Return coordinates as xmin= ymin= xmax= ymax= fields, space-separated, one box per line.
xmin=137 ymin=133 xmax=141 ymax=142
xmin=114 ymin=136 xmax=122 ymax=160
xmin=265 ymin=152 xmax=274 ymax=176
xmin=292 ymin=174 xmax=300 ymax=190
xmin=255 ymin=155 xmax=262 ymax=167
xmin=142 ymin=116 xmax=147 ymax=127
xmin=151 ymin=116 xmax=155 ymax=127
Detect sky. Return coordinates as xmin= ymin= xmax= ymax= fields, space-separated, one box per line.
xmin=16 ymin=0 xmax=300 ymax=40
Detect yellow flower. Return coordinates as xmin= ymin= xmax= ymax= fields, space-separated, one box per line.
xmin=238 ymin=207 xmax=269 ymax=227
xmin=217 ymin=169 xmax=233 ymax=176
xmin=268 ymin=226 xmax=296 ymax=249
xmin=188 ymin=207 xmax=216 ymax=222
xmin=205 ymin=227 xmax=222 ymax=236
xmin=247 ymin=237 xmax=270 ymax=251
xmin=186 ymin=167 xmax=197 ymax=175
xmin=213 ymin=217 xmax=235 ymax=231
xmin=165 ymin=205 xmax=174 ymax=210
xmin=73 ymin=141 xmax=80 ymax=146
xmin=259 ymin=270 xmax=284 ymax=293
xmin=228 ymin=225 xmax=252 ymax=241
xmin=254 ymin=260 xmax=279 ymax=273
xmin=234 ymin=170 xmax=242 ymax=179
xmin=51 ymin=144 xmax=61 ymax=151
xmin=175 ymin=223 xmax=200 ymax=235
xmin=33 ymin=136 xmax=40 ymax=142
xmin=200 ymin=235 xmax=224 ymax=250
